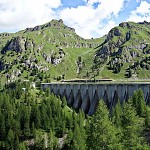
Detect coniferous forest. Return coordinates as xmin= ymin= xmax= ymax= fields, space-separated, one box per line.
xmin=0 ymin=81 xmax=150 ymax=150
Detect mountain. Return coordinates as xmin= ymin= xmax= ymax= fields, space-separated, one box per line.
xmin=0 ymin=19 xmax=150 ymax=85
xmin=93 ymin=21 xmax=150 ymax=79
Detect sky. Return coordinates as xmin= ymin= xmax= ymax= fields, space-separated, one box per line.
xmin=0 ymin=0 xmax=150 ymax=39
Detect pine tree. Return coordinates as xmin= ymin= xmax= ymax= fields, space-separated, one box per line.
xmin=35 ymin=131 xmax=44 ymax=149
xmin=65 ymin=130 xmax=73 ymax=149
xmin=78 ymin=109 xmax=85 ymax=127
xmin=62 ymin=121 xmax=66 ymax=136
xmin=6 ymin=129 xmax=15 ymax=149
xmin=132 ymin=91 xmax=138 ymax=109
xmin=48 ymin=129 xmax=58 ymax=150
xmin=61 ymin=96 xmax=67 ymax=108
xmin=0 ymin=112 xmax=6 ymax=140
xmin=87 ymin=100 xmax=122 ymax=150
xmin=121 ymin=99 xmax=148 ymax=149
xmin=40 ymin=103 xmax=49 ymax=129
xmin=0 ymin=141 xmax=5 ymax=149
xmin=132 ymin=89 xmax=146 ymax=117
xmin=14 ymin=134 xmax=19 ymax=150
xmin=136 ymin=89 xmax=146 ymax=117
xmin=22 ymin=107 xmax=30 ymax=137
xmin=71 ymin=124 xmax=86 ymax=150
xmin=31 ymin=105 xmax=41 ymax=129
xmin=18 ymin=142 xmax=26 ymax=150
xmin=112 ymin=99 xmax=123 ymax=127
xmin=31 ymin=122 xmax=36 ymax=137
xmin=145 ymin=107 xmax=150 ymax=129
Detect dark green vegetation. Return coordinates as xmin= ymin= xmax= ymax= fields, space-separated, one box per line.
xmin=0 ymin=19 xmax=150 ymax=149
xmin=0 ymin=81 xmax=150 ymax=149
xmin=0 ymin=20 xmax=150 ymax=86
xmin=0 ymin=81 xmax=86 ymax=149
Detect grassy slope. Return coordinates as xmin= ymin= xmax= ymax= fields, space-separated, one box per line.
xmin=92 ymin=22 xmax=150 ymax=79
xmin=0 ymin=20 xmax=150 ymax=84
xmin=0 ymin=20 xmax=105 ymax=83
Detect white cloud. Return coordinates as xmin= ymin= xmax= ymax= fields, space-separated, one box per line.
xmin=0 ymin=0 xmax=61 ymax=31
xmin=0 ymin=0 xmax=140 ymax=39
xmin=59 ymin=0 xmax=126 ymax=38
xmin=127 ymin=1 xmax=150 ymax=22
xmin=97 ymin=21 xmax=117 ymax=37
xmin=59 ymin=6 xmax=96 ymax=38
xmin=87 ymin=0 xmax=125 ymax=17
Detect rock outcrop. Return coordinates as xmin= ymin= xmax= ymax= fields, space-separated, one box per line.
xmin=97 ymin=21 xmax=150 ymax=63
xmin=2 ymin=36 xmax=34 ymax=54
xmin=0 ymin=20 xmax=150 ymax=83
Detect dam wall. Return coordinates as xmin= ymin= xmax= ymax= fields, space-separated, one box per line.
xmin=41 ymin=82 xmax=150 ymax=115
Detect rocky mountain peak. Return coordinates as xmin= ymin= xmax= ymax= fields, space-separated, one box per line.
xmin=119 ymin=22 xmax=132 ymax=28
xmin=138 ymin=20 xmax=150 ymax=25
xmin=24 ymin=19 xmax=75 ymax=33
xmin=0 ymin=20 xmax=149 ymax=82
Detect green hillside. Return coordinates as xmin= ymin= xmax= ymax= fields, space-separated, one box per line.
xmin=92 ymin=21 xmax=150 ymax=80
xmin=0 ymin=20 xmax=150 ymax=85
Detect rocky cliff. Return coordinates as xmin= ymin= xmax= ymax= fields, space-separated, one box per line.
xmin=0 ymin=20 xmax=150 ymax=84
xmin=93 ymin=21 xmax=150 ymax=78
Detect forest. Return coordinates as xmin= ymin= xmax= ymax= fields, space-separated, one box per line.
xmin=0 ymin=81 xmax=150 ymax=150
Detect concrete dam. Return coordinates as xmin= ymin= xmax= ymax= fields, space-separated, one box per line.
xmin=41 ymin=82 xmax=150 ymax=115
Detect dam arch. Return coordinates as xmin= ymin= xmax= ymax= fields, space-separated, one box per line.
xmin=41 ymin=82 xmax=150 ymax=115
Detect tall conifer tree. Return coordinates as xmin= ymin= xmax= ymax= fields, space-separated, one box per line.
xmin=87 ymin=100 xmax=122 ymax=150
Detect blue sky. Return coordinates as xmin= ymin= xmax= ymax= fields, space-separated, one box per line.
xmin=0 ymin=0 xmax=150 ymax=38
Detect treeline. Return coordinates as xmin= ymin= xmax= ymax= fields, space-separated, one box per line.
xmin=0 ymin=81 xmax=85 ymax=149
xmin=0 ymin=81 xmax=150 ymax=149
xmin=87 ymin=89 xmax=150 ymax=150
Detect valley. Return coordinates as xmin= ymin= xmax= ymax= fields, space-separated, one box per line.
xmin=0 ymin=19 xmax=150 ymax=150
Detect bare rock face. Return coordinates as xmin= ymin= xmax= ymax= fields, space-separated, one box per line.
xmin=25 ymin=19 xmax=64 ymax=33
xmin=64 ymin=26 xmax=75 ymax=32
xmin=96 ymin=21 xmax=150 ymax=65
xmin=126 ymin=31 xmax=131 ymax=41
xmin=146 ymin=49 xmax=150 ymax=54
xmin=24 ymin=19 xmax=76 ymax=34
xmin=2 ymin=36 xmax=34 ymax=53
xmin=58 ymin=19 xmax=63 ymax=23
xmin=0 ymin=33 xmax=10 ymax=37
xmin=119 ymin=22 xmax=132 ymax=28
xmin=2 ymin=36 xmax=26 ymax=53
xmin=25 ymin=40 xmax=34 ymax=50
xmin=0 ymin=61 xmax=4 ymax=70
xmin=138 ymin=20 xmax=150 ymax=25
xmin=51 ymin=49 xmax=65 ymax=65
xmin=76 ymin=56 xmax=84 ymax=74
xmin=105 ymin=28 xmax=122 ymax=42
xmin=42 ymin=49 xmax=65 ymax=65
xmin=32 ymin=25 xmax=41 ymax=31
xmin=13 ymin=69 xmax=21 ymax=77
